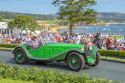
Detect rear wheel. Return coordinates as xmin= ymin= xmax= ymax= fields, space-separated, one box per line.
xmin=66 ymin=52 xmax=85 ymax=71
xmin=14 ymin=48 xmax=27 ymax=64
xmin=88 ymin=52 xmax=100 ymax=67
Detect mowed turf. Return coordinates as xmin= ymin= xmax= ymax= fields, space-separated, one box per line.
xmin=0 ymin=78 xmax=34 ymax=83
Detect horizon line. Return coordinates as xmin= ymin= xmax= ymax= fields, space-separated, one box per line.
xmin=0 ymin=10 xmax=125 ymax=15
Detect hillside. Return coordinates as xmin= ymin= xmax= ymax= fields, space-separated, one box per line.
xmin=0 ymin=11 xmax=56 ymax=20
xmin=97 ymin=12 xmax=125 ymax=22
xmin=0 ymin=11 xmax=125 ymax=22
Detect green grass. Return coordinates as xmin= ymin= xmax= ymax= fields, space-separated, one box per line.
xmin=101 ymin=56 xmax=125 ymax=63
xmin=37 ymin=20 xmax=58 ymax=24
xmin=113 ymin=35 xmax=124 ymax=39
xmin=0 ymin=47 xmax=14 ymax=51
xmin=0 ymin=62 xmax=115 ymax=83
xmin=0 ymin=44 xmax=17 ymax=51
xmin=0 ymin=78 xmax=34 ymax=83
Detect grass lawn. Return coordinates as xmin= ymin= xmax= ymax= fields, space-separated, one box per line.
xmin=101 ymin=56 xmax=125 ymax=63
xmin=0 ymin=78 xmax=34 ymax=83
xmin=37 ymin=20 xmax=58 ymax=24
xmin=0 ymin=47 xmax=14 ymax=51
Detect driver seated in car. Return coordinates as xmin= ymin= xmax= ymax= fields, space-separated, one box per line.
xmin=28 ymin=35 xmax=42 ymax=49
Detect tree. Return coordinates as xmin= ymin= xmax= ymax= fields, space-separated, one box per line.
xmin=53 ymin=0 xmax=96 ymax=36
xmin=0 ymin=16 xmax=2 ymax=21
xmin=8 ymin=15 xmax=38 ymax=32
xmin=8 ymin=20 xmax=15 ymax=34
xmin=8 ymin=20 xmax=15 ymax=29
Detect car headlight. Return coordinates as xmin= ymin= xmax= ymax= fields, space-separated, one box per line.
xmin=81 ymin=47 xmax=84 ymax=51
xmin=88 ymin=46 xmax=92 ymax=50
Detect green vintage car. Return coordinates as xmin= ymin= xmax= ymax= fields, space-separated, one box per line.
xmin=13 ymin=42 xmax=100 ymax=71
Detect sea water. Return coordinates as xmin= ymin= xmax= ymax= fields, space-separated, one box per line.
xmin=59 ymin=24 xmax=125 ymax=36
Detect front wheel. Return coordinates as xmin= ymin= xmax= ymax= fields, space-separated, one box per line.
xmin=88 ymin=52 xmax=100 ymax=67
xmin=14 ymin=48 xmax=27 ymax=64
xmin=66 ymin=52 xmax=85 ymax=71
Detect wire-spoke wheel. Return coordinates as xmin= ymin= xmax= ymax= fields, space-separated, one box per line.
xmin=67 ymin=52 xmax=85 ymax=71
xmin=14 ymin=48 xmax=27 ymax=64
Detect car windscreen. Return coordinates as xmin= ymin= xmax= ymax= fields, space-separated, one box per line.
xmin=44 ymin=41 xmax=57 ymax=44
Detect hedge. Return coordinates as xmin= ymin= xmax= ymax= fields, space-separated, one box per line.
xmin=0 ymin=62 xmax=115 ymax=83
xmin=0 ymin=44 xmax=17 ymax=48
xmin=99 ymin=50 xmax=125 ymax=58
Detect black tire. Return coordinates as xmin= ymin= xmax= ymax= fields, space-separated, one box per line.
xmin=66 ymin=52 xmax=85 ymax=71
xmin=88 ymin=52 xmax=100 ymax=67
xmin=14 ymin=48 xmax=27 ymax=64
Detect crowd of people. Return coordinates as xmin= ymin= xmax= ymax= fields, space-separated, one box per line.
xmin=0 ymin=32 xmax=125 ymax=51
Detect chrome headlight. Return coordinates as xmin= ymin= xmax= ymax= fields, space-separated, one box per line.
xmin=88 ymin=46 xmax=92 ymax=50
xmin=81 ymin=47 xmax=84 ymax=51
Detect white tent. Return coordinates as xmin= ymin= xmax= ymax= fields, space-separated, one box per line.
xmin=0 ymin=22 xmax=8 ymax=29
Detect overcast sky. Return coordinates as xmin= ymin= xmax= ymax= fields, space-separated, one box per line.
xmin=0 ymin=0 xmax=125 ymax=14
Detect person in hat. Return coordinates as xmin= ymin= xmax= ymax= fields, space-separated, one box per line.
xmin=28 ymin=34 xmax=41 ymax=49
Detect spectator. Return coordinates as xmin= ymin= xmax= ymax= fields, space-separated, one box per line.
xmin=0 ymin=31 xmax=125 ymax=51
xmin=28 ymin=35 xmax=41 ymax=49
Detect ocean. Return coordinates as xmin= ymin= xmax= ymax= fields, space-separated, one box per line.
xmin=59 ymin=24 xmax=125 ymax=36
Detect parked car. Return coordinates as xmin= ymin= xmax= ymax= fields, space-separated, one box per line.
xmin=13 ymin=42 xmax=100 ymax=71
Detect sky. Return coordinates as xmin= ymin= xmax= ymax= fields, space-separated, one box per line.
xmin=0 ymin=0 xmax=125 ymax=14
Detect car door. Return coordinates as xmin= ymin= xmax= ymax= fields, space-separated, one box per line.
xmin=29 ymin=44 xmax=53 ymax=59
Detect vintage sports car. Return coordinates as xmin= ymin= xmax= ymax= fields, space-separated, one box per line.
xmin=13 ymin=42 xmax=100 ymax=71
